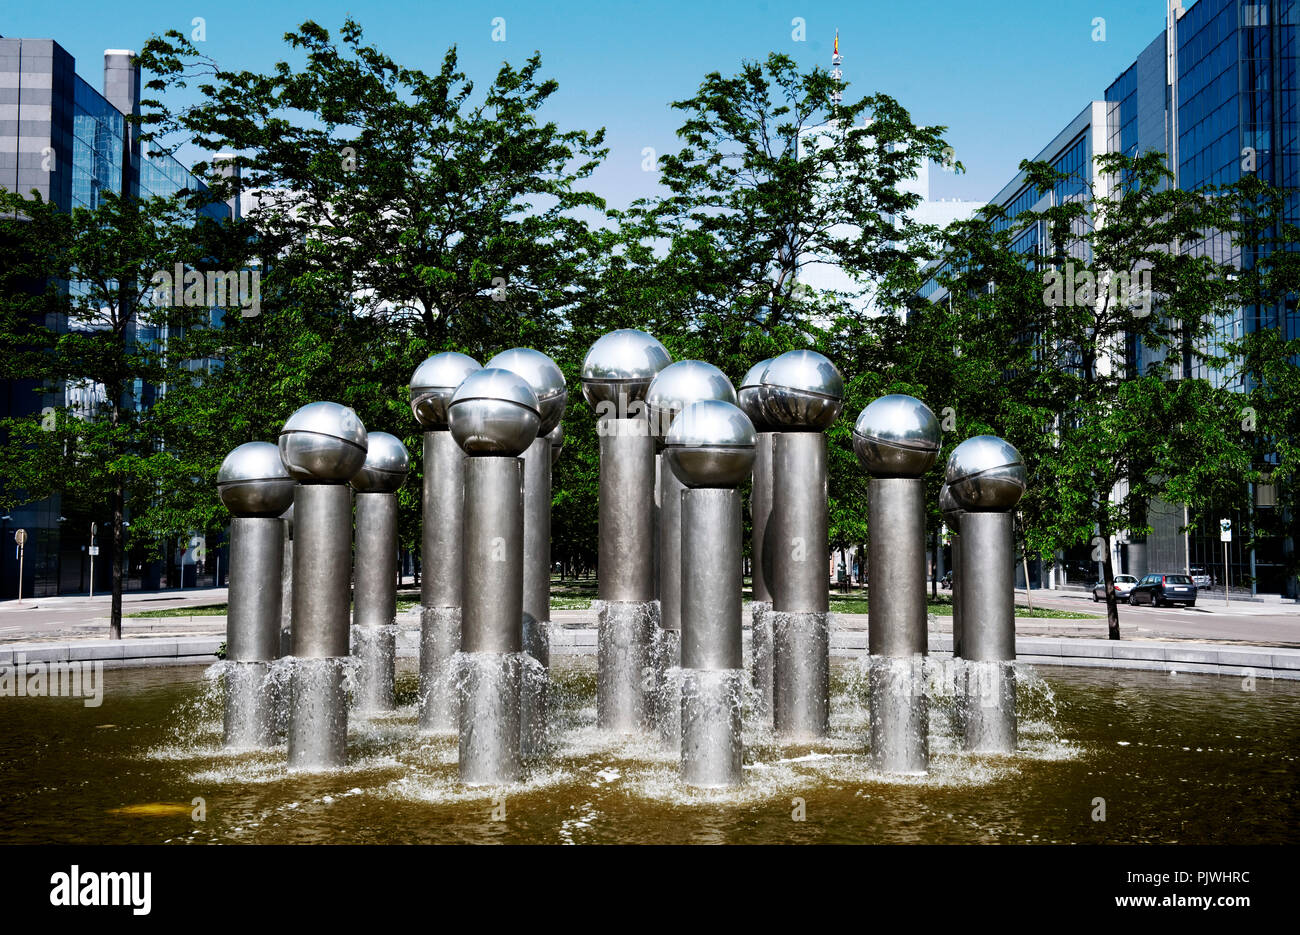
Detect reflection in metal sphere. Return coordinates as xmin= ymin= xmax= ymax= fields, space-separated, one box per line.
xmin=580 ymin=329 xmax=672 ymax=410
xmin=645 ymin=360 xmax=736 ymax=439
xmin=485 ymin=347 xmax=568 ymax=437
xmin=218 ymin=441 xmax=296 ymax=516
xmin=448 ymin=368 xmax=542 ymax=456
xmin=278 ymin=401 xmax=369 ymax=483
xmin=350 ymin=431 xmax=411 ymax=493
xmin=939 ymin=483 xmax=963 ymax=530
xmin=737 ymin=358 xmax=774 ymax=431
xmin=945 ymin=435 xmax=1027 ymax=512
xmin=851 ymin=394 xmax=942 ymax=478
xmin=758 ymin=349 xmax=844 ymax=431
xmin=410 ymin=352 xmax=482 ymax=429
xmin=664 ymin=399 xmax=757 ymax=488
xmin=547 ymin=423 xmax=564 ymax=465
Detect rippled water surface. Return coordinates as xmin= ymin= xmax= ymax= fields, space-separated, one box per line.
xmin=1 ymin=658 xmax=1296 ymax=843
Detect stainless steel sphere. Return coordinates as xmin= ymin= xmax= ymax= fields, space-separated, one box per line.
xmin=758 ymin=349 xmax=844 ymax=431
xmin=737 ymin=358 xmax=774 ymax=431
xmin=939 ymin=483 xmax=962 ymax=530
xmin=946 ymin=435 xmax=1027 ymax=512
xmin=851 ymin=394 xmax=942 ymax=477
xmin=448 ymin=368 xmax=542 ymax=456
xmin=350 ymin=431 xmax=410 ymax=493
xmin=580 ymin=329 xmax=672 ymax=410
xmin=410 ymin=352 xmax=482 ymax=430
xmin=664 ymin=399 xmax=756 ymax=488
xmin=217 ymin=441 xmax=295 ymax=517
xmin=548 ymin=423 xmax=564 ymax=465
xmin=645 ymin=360 xmax=736 ymax=439
xmin=278 ymin=401 xmax=368 ymax=482
xmin=485 ymin=347 xmax=568 ymax=437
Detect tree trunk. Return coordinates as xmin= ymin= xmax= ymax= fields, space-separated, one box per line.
xmin=110 ymin=482 xmax=124 ymax=640
xmin=931 ymin=530 xmax=939 ymax=599
xmin=1022 ymin=551 xmax=1033 ymax=610
xmin=1099 ymin=499 xmax=1120 ymax=640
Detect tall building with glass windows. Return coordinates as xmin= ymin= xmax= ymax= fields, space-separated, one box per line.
xmin=0 ymin=36 xmax=232 ymax=599
xmin=919 ymin=0 xmax=1298 ymax=595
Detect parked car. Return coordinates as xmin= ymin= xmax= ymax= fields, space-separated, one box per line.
xmin=1189 ymin=565 xmax=1212 ymax=589
xmin=1092 ymin=574 xmax=1138 ymax=602
xmin=1128 ymin=573 xmax=1198 ymax=607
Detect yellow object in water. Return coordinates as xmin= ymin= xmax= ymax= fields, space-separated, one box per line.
xmin=109 ymin=803 xmax=193 ymax=817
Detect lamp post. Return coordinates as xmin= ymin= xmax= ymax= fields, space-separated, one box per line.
xmin=581 ymin=329 xmax=671 ymax=733
xmin=645 ymin=360 xmax=736 ymax=745
xmin=759 ymin=350 xmax=843 ymax=740
xmin=278 ymin=401 xmax=368 ymax=770
xmin=852 ymin=394 xmax=941 ymax=774
xmin=409 ymin=352 xmax=482 ymax=732
xmin=945 ymin=435 xmax=1026 ymax=754
xmin=351 ymin=431 xmax=410 ymax=714
xmin=485 ymin=348 xmax=568 ymax=759
xmin=665 ymin=399 xmax=756 ymax=787
xmin=217 ymin=441 xmax=295 ymax=748
xmin=736 ymin=358 xmax=776 ymax=722
xmin=448 ymin=368 xmax=541 ymax=785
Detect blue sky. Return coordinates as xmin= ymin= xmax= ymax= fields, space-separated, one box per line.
xmin=5 ymin=0 xmax=1175 ymax=208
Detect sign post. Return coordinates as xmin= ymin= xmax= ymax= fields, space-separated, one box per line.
xmin=1220 ymin=519 xmax=1232 ymax=605
xmin=14 ymin=529 xmax=26 ymax=604
xmin=88 ymin=522 xmax=97 ymax=599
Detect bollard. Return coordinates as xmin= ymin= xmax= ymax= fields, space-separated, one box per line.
xmin=217 ymin=442 xmax=295 ymax=748
xmin=485 ymin=348 xmax=568 ymax=759
xmin=449 ymin=367 xmax=541 ymax=785
xmin=410 ymin=352 xmax=482 ymax=732
xmin=737 ymin=358 xmax=776 ymax=723
xmin=852 ymin=394 xmax=941 ymax=774
xmin=581 ymin=329 xmax=671 ymax=733
xmin=946 ymin=436 xmax=1026 ymax=754
xmin=666 ymin=400 xmax=756 ymax=787
xmin=279 ymin=401 xmax=368 ymax=770
xmin=759 ymin=350 xmax=843 ymax=740
xmin=350 ymin=431 xmax=410 ymax=714
xmin=645 ymin=360 xmax=736 ymax=746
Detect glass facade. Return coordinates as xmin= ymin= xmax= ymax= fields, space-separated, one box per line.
xmin=70 ymin=77 xmax=124 ymax=211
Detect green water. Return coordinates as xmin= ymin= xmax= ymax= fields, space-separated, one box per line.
xmin=1 ymin=658 xmax=1296 ymax=844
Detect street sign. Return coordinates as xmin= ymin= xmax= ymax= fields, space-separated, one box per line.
xmin=14 ymin=528 xmax=27 ymax=546
xmin=1220 ymin=518 xmax=1232 ymax=542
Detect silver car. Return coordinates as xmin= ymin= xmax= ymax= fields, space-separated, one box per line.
xmin=1092 ymin=574 xmax=1138 ymax=602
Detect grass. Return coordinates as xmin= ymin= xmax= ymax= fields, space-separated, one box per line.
xmin=127 ymin=604 xmax=228 ymax=618
xmin=825 ymin=589 xmax=1094 ymax=619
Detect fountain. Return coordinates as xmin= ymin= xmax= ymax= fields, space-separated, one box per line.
xmin=409 ymin=351 xmax=482 ymax=732
xmin=581 ymin=329 xmax=671 ymax=733
xmin=644 ymin=360 xmax=737 ymax=746
xmin=484 ymin=348 xmax=568 ymax=759
xmin=946 ymin=435 xmax=1026 ymax=754
xmin=736 ymin=358 xmax=776 ymax=723
xmin=759 ymin=350 xmax=843 ymax=740
xmin=216 ymin=441 xmax=295 ymax=749
xmin=278 ymin=401 xmax=368 ymax=770
xmin=447 ymin=368 xmax=541 ymax=784
xmin=940 ymin=483 xmax=964 ymax=658
xmin=350 ymin=431 xmax=410 ymax=714
xmin=665 ymin=399 xmax=756 ymax=787
xmin=852 ymin=394 xmax=941 ymax=774
xmin=278 ymin=503 xmax=294 ymax=658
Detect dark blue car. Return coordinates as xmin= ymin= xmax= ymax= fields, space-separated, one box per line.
xmin=1128 ymin=573 xmax=1197 ymax=608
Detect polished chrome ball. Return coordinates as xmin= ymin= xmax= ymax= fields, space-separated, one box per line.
xmin=278 ymin=402 xmax=368 ymax=482
xmin=758 ymin=349 xmax=843 ymax=431
xmin=448 ymin=368 xmax=542 ymax=456
xmin=939 ymin=483 xmax=963 ymax=531
xmin=664 ymin=399 xmax=756 ymax=488
xmin=410 ymin=352 xmax=482 ymax=430
xmin=946 ymin=435 xmax=1026 ymax=511
xmin=737 ymin=358 xmax=774 ymax=431
xmin=217 ymin=441 xmax=295 ymax=517
xmin=580 ymin=329 xmax=672 ymax=410
xmin=485 ymin=347 xmax=568 ymax=437
xmin=548 ymin=423 xmax=564 ymax=465
xmin=350 ymin=431 xmax=410 ymax=493
xmin=852 ymin=394 xmax=942 ymax=477
xmin=645 ymin=360 xmax=736 ymax=439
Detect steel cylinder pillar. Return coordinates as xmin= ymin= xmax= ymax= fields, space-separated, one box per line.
xmin=224 ymin=516 xmax=284 ymax=748
xmin=352 ymin=491 xmax=398 ymax=713
xmin=520 ymin=435 xmax=552 ymax=758
xmin=419 ymin=429 xmax=465 ymax=732
xmin=749 ymin=431 xmax=775 ymax=722
xmin=960 ymin=510 xmax=1017 ymax=753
